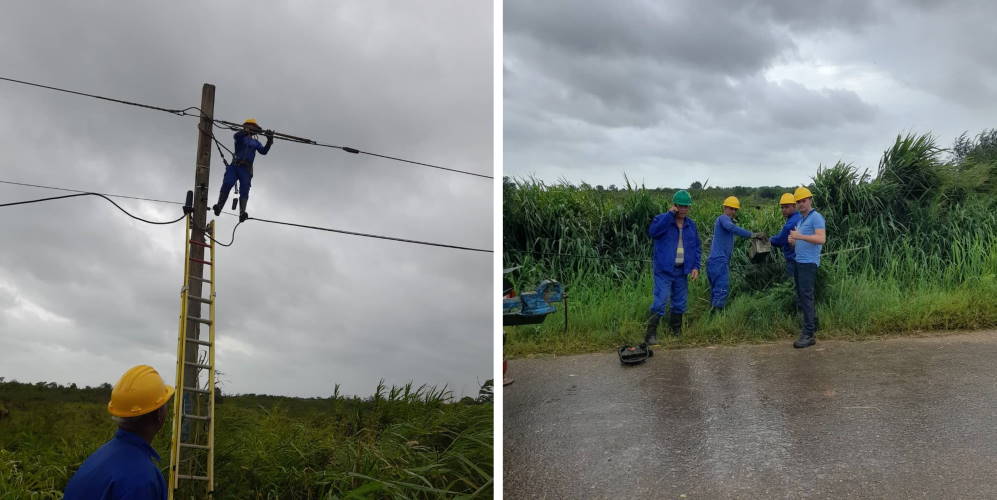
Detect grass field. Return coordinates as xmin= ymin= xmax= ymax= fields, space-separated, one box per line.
xmin=0 ymin=379 xmax=492 ymax=499
xmin=503 ymin=132 xmax=997 ymax=356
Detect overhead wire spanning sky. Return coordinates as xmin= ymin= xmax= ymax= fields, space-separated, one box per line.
xmin=504 ymin=0 xmax=997 ymax=189
xmin=0 ymin=0 xmax=493 ymax=398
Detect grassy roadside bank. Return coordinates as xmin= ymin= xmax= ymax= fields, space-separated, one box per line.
xmin=505 ymin=273 xmax=997 ymax=357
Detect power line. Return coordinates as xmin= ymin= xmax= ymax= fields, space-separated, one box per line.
xmin=250 ymin=216 xmax=492 ymax=253
xmin=0 ymin=179 xmax=491 ymax=253
xmin=1 ymin=75 xmax=492 ymax=179
xmin=0 ymin=179 xmax=185 ymax=206
xmin=0 ymin=76 xmax=195 ymax=116
xmin=0 ymin=192 xmax=186 ymax=225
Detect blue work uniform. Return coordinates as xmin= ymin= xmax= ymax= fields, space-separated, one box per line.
xmin=706 ymin=214 xmax=752 ymax=308
xmin=64 ymin=428 xmax=167 ymax=500
xmin=217 ymin=131 xmax=272 ymax=207
xmin=793 ymin=210 xmax=826 ymax=336
xmin=770 ymin=211 xmax=802 ymax=279
xmin=648 ymin=211 xmax=701 ymax=316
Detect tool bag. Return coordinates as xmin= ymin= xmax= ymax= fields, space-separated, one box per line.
xmin=618 ymin=343 xmax=653 ymax=364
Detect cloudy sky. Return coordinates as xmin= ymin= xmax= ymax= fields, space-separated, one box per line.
xmin=505 ymin=0 xmax=997 ymax=189
xmin=0 ymin=1 xmax=492 ymax=398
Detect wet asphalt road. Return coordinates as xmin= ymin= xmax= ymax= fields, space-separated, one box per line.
xmin=504 ymin=330 xmax=997 ymax=499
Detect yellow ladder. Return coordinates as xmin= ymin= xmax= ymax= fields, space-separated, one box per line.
xmin=169 ymin=217 xmax=217 ymax=498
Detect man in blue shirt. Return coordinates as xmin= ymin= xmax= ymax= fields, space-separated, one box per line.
xmin=212 ymin=118 xmax=274 ymax=222
xmin=769 ymin=193 xmax=802 ymax=281
xmin=645 ymin=190 xmax=701 ymax=344
xmin=706 ymin=196 xmax=765 ymax=311
xmin=64 ymin=365 xmax=175 ymax=500
xmin=788 ymin=186 xmax=826 ymax=348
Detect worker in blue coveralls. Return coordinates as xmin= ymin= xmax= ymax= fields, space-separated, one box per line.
xmin=706 ymin=196 xmax=765 ymax=312
xmin=788 ymin=186 xmax=826 ymax=348
xmin=64 ymin=365 xmax=174 ymax=500
xmin=769 ymin=193 xmax=803 ymax=281
xmin=212 ymin=118 xmax=273 ymax=222
xmin=645 ymin=190 xmax=701 ymax=345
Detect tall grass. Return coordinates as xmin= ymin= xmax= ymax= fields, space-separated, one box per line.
xmin=504 ymin=132 xmax=997 ymax=355
xmin=0 ymin=380 xmax=492 ymax=499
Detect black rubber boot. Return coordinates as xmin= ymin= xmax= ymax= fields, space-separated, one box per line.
xmin=669 ymin=312 xmax=683 ymax=337
xmin=212 ymin=203 xmax=222 ymax=217
xmin=793 ymin=332 xmax=816 ymax=349
xmin=644 ymin=314 xmax=661 ymax=345
xmin=239 ymin=198 xmax=249 ymax=222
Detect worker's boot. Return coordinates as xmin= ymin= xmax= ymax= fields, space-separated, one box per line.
xmin=793 ymin=332 xmax=816 ymax=349
xmin=644 ymin=313 xmax=661 ymax=345
xmin=669 ymin=312 xmax=683 ymax=337
xmin=212 ymin=202 xmax=223 ymax=217
xmin=238 ymin=198 xmax=249 ymax=222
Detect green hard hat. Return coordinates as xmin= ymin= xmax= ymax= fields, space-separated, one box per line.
xmin=672 ymin=190 xmax=693 ymax=206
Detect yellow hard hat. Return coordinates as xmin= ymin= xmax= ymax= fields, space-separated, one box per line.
xmin=107 ymin=365 xmax=175 ymax=417
xmin=243 ymin=118 xmax=258 ymax=126
xmin=722 ymin=196 xmax=741 ymax=209
xmin=794 ymin=186 xmax=813 ymax=201
xmin=779 ymin=193 xmax=796 ymax=205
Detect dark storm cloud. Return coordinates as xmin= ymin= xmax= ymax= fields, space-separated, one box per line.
xmin=504 ymin=0 xmax=997 ymax=188
xmin=0 ymin=0 xmax=492 ymax=398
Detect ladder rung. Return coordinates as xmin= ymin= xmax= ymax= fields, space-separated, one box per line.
xmin=178 ymin=475 xmax=210 ymax=481
xmin=184 ymin=361 xmax=212 ymax=370
xmin=188 ymin=295 xmax=212 ymax=304
xmin=189 ymin=276 xmax=212 ymax=284
xmin=187 ymin=316 xmax=212 ymax=325
xmin=188 ymin=239 xmax=210 ymax=248
xmin=183 ymin=413 xmax=211 ymax=421
xmin=190 ymin=257 xmax=212 ymax=266
xmin=185 ymin=337 xmax=211 ymax=346
xmin=179 ymin=443 xmax=211 ymax=450
xmin=183 ymin=386 xmax=211 ymax=394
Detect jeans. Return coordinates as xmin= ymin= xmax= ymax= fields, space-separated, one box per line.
xmin=795 ymin=262 xmax=818 ymax=336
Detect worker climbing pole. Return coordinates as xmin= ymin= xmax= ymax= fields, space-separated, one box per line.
xmin=211 ymin=118 xmax=274 ymax=222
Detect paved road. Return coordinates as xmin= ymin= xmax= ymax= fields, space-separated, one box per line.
xmin=504 ymin=330 xmax=997 ymax=499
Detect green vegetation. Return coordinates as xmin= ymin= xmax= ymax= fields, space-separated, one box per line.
xmin=0 ymin=379 xmax=492 ymax=499
xmin=504 ymin=132 xmax=997 ymax=356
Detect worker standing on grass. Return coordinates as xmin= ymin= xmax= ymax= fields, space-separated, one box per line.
xmin=212 ymin=119 xmax=274 ymax=222
xmin=64 ymin=365 xmax=174 ymax=500
xmin=769 ymin=193 xmax=803 ymax=281
xmin=706 ymin=196 xmax=765 ymax=311
xmin=645 ymin=190 xmax=701 ymax=344
xmin=788 ymin=186 xmax=826 ymax=348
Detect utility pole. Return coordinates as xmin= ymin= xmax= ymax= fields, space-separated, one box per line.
xmin=184 ymin=83 xmax=214 ymax=442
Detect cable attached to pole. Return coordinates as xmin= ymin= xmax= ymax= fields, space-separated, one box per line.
xmin=0 ymin=192 xmax=187 ymax=225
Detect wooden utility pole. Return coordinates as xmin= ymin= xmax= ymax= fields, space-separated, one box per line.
xmin=185 ymin=83 xmax=214 ymax=428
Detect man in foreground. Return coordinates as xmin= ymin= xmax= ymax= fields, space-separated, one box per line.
xmin=788 ymin=186 xmax=826 ymax=348
xmin=64 ymin=365 xmax=175 ymax=499
xmin=646 ymin=190 xmax=701 ymax=344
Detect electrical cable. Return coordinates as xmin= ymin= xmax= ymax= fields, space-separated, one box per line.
xmin=0 ymin=179 xmax=490 ymax=253
xmin=0 ymin=179 xmax=185 ymax=206
xmin=0 ymin=76 xmax=195 ymax=116
xmin=0 ymin=192 xmax=186 ymax=225
xmin=249 ymin=216 xmax=493 ymax=253
xmin=1 ymin=77 xmax=491 ymax=179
